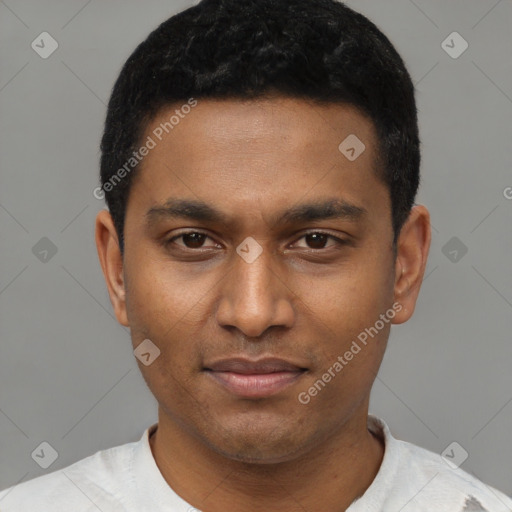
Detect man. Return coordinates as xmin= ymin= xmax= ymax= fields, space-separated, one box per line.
xmin=1 ymin=0 xmax=511 ymax=510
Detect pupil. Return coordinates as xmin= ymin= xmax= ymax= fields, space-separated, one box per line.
xmin=184 ymin=233 xmax=205 ymax=248
xmin=181 ymin=233 xmax=328 ymax=249
xmin=307 ymin=233 xmax=327 ymax=249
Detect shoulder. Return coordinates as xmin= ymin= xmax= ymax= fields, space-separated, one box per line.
xmin=390 ymin=429 xmax=512 ymax=511
xmin=363 ymin=416 xmax=512 ymax=512
xmin=398 ymin=441 xmax=512 ymax=512
xmin=0 ymin=439 xmax=138 ymax=511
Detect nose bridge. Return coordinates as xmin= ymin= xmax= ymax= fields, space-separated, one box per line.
xmin=216 ymin=243 xmax=293 ymax=337
xmin=235 ymin=248 xmax=273 ymax=303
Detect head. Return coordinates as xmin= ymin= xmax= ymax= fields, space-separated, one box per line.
xmin=96 ymin=0 xmax=430 ymax=463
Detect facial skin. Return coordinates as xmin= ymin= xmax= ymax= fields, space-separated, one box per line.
xmin=96 ymin=96 xmax=430 ymax=511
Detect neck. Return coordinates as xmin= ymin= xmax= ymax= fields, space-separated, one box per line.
xmin=149 ymin=408 xmax=384 ymax=512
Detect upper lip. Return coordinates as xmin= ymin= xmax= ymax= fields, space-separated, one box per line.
xmin=204 ymin=357 xmax=307 ymax=374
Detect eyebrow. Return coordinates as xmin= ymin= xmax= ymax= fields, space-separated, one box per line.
xmin=145 ymin=198 xmax=367 ymax=228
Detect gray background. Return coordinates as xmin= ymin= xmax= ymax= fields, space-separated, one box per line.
xmin=1 ymin=0 xmax=511 ymax=498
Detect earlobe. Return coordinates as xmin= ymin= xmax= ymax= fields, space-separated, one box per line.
xmin=391 ymin=205 xmax=431 ymax=325
xmin=95 ymin=209 xmax=129 ymax=326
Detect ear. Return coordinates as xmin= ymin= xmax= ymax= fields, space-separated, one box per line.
xmin=391 ymin=205 xmax=431 ymax=324
xmin=95 ymin=209 xmax=129 ymax=326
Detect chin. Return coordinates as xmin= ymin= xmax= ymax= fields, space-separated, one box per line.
xmin=200 ymin=419 xmax=310 ymax=465
xmin=213 ymin=440 xmax=301 ymax=465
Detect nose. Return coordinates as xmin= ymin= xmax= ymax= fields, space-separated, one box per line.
xmin=215 ymin=244 xmax=295 ymax=338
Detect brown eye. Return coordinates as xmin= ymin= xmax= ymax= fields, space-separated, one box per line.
xmin=304 ymin=233 xmax=329 ymax=249
xmin=166 ymin=231 xmax=218 ymax=250
xmin=293 ymin=231 xmax=345 ymax=250
xmin=180 ymin=232 xmax=207 ymax=248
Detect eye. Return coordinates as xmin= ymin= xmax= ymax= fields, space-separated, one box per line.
xmin=292 ymin=231 xmax=347 ymax=250
xmin=166 ymin=231 xmax=219 ymax=249
xmin=164 ymin=230 xmax=348 ymax=252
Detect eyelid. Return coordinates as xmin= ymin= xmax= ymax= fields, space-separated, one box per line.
xmin=165 ymin=229 xmax=349 ymax=250
xmin=166 ymin=229 xmax=219 ymax=247
xmin=289 ymin=230 xmax=349 ymax=248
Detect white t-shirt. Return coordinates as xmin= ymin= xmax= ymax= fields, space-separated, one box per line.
xmin=1 ymin=415 xmax=511 ymax=511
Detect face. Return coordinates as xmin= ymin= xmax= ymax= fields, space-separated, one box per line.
xmin=96 ymin=96 xmax=430 ymax=464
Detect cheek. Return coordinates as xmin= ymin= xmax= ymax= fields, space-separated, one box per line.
xmin=125 ymin=255 xmax=211 ymax=333
xmin=123 ymin=284 xmax=193 ymax=385
xmin=297 ymin=254 xmax=393 ymax=327
xmin=292 ymin=253 xmax=393 ymax=377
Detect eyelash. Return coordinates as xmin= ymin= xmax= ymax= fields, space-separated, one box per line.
xmin=164 ymin=230 xmax=348 ymax=251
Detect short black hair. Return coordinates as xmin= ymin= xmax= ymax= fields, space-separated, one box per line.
xmin=100 ymin=0 xmax=420 ymax=254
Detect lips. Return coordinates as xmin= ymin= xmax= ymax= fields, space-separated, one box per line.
xmin=206 ymin=358 xmax=305 ymax=374
xmin=204 ymin=358 xmax=307 ymax=398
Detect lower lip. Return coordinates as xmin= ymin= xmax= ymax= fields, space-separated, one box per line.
xmin=205 ymin=370 xmax=305 ymax=398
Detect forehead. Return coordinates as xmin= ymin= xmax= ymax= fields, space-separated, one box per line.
xmin=126 ymin=97 xmax=389 ymax=230
xmin=143 ymin=96 xmax=377 ymax=162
